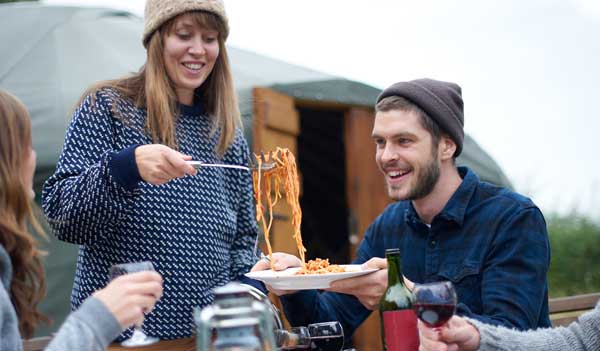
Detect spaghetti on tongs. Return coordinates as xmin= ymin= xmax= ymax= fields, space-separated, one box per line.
xmin=252 ymin=148 xmax=345 ymax=275
xmin=252 ymin=148 xmax=305 ymax=269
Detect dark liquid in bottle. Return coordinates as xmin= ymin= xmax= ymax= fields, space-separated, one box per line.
xmin=414 ymin=303 xmax=455 ymax=327
xmin=310 ymin=335 xmax=344 ymax=351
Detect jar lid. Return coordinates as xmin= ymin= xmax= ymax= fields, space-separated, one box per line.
xmin=214 ymin=282 xmax=251 ymax=297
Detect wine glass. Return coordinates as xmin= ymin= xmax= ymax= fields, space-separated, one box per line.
xmin=412 ymin=281 xmax=457 ymax=328
xmin=275 ymin=326 xmax=311 ymax=350
xmin=109 ymin=261 xmax=159 ymax=347
xmin=307 ymin=321 xmax=344 ymax=351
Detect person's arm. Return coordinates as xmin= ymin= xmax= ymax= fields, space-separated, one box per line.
xmin=44 ymin=298 xmax=121 ymax=351
xmin=1 ymin=283 xmax=22 ymax=351
xmin=41 ymin=91 xmax=140 ymax=246
xmin=458 ymin=207 xmax=550 ymax=329
xmin=45 ymin=271 xmax=163 ymax=351
xmin=419 ymin=303 xmax=600 ymax=351
xmin=470 ymin=302 xmax=599 ymax=351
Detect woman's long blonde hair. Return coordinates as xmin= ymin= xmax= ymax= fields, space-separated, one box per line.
xmin=0 ymin=89 xmax=47 ymax=338
xmin=82 ymin=11 xmax=240 ymax=156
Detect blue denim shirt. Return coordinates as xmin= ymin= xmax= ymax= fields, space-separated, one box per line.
xmin=281 ymin=167 xmax=551 ymax=342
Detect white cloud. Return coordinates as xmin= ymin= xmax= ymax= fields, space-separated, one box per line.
xmin=572 ymin=0 xmax=600 ymax=18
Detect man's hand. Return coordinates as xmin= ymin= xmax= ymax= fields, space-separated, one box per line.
xmin=251 ymin=252 xmax=302 ymax=296
xmin=93 ymin=271 xmax=163 ymax=329
xmin=135 ymin=144 xmax=197 ymax=185
xmin=326 ymin=257 xmax=388 ymax=310
xmin=418 ymin=316 xmax=480 ymax=351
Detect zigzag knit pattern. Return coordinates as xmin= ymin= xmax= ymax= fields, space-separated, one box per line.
xmin=42 ymin=88 xmax=258 ymax=339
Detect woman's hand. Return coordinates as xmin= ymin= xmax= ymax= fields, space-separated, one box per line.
xmin=418 ymin=316 xmax=480 ymax=351
xmin=93 ymin=271 xmax=163 ymax=329
xmin=135 ymin=144 xmax=197 ymax=185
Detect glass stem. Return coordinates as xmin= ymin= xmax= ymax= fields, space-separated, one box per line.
xmin=131 ymin=327 xmax=146 ymax=341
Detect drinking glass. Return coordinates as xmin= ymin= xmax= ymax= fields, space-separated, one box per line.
xmin=412 ymin=281 xmax=457 ymax=328
xmin=109 ymin=261 xmax=159 ymax=347
xmin=307 ymin=321 xmax=344 ymax=351
xmin=275 ymin=326 xmax=311 ymax=350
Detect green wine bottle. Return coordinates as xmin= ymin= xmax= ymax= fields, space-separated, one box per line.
xmin=379 ymin=248 xmax=419 ymax=351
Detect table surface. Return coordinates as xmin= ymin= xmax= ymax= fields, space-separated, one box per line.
xmin=106 ymin=337 xmax=359 ymax=351
xmin=107 ymin=337 xmax=195 ymax=351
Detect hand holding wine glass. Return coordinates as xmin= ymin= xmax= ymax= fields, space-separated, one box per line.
xmin=93 ymin=270 xmax=163 ymax=329
xmin=108 ymin=261 xmax=161 ymax=347
xmin=418 ymin=315 xmax=481 ymax=351
xmin=413 ymin=281 xmax=457 ymax=328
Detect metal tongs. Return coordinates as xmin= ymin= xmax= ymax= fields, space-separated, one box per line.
xmin=187 ymin=151 xmax=279 ymax=172
xmin=247 ymin=150 xmax=278 ymax=172
xmin=187 ymin=161 xmax=250 ymax=171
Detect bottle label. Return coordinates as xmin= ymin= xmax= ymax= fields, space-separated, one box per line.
xmin=383 ymin=310 xmax=419 ymax=351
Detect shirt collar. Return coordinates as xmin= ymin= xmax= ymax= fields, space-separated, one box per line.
xmin=437 ymin=166 xmax=478 ymax=226
xmin=405 ymin=166 xmax=479 ymax=228
xmin=178 ymin=99 xmax=205 ymax=116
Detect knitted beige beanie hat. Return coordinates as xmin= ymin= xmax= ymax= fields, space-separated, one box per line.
xmin=142 ymin=0 xmax=229 ymax=47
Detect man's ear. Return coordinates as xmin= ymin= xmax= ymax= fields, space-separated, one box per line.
xmin=439 ymin=136 xmax=456 ymax=160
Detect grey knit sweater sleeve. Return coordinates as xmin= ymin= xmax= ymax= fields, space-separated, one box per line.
xmin=468 ymin=302 xmax=600 ymax=351
xmin=2 ymin=244 xmax=121 ymax=351
xmin=45 ymin=297 xmax=122 ymax=351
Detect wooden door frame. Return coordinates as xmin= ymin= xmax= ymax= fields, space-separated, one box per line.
xmin=252 ymin=88 xmax=388 ymax=349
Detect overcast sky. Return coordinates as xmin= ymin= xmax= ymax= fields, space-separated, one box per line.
xmin=43 ymin=0 xmax=600 ymax=219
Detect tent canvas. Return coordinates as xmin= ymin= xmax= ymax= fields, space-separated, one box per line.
xmin=0 ymin=3 xmax=511 ymax=337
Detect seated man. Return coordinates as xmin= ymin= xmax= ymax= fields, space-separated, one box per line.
xmin=252 ymin=78 xmax=551 ymax=343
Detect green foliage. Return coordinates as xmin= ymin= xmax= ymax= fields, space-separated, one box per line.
xmin=547 ymin=213 xmax=600 ymax=297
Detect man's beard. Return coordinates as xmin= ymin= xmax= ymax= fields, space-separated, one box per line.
xmin=387 ymin=150 xmax=440 ymax=201
xmin=406 ymin=155 xmax=440 ymax=200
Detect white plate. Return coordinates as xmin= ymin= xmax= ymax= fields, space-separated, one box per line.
xmin=245 ymin=265 xmax=379 ymax=290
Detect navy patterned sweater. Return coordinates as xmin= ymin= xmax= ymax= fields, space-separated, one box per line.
xmin=42 ymin=88 xmax=258 ymax=339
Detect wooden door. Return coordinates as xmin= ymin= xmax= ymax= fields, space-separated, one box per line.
xmin=252 ymin=87 xmax=300 ymax=256
xmin=252 ymin=93 xmax=391 ymax=346
xmin=345 ymin=107 xmax=392 ymax=350
xmin=252 ymin=87 xmax=300 ymax=329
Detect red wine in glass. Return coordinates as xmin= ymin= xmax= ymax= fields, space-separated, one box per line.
xmin=412 ymin=281 xmax=457 ymax=328
xmin=309 ymin=335 xmax=344 ymax=351
xmin=307 ymin=321 xmax=344 ymax=351
xmin=413 ymin=303 xmax=456 ymax=327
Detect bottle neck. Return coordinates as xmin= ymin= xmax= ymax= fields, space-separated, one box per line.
xmin=387 ymin=254 xmax=403 ymax=286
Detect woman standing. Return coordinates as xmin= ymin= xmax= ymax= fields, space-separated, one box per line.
xmin=0 ymin=89 xmax=163 ymax=351
xmin=42 ymin=0 xmax=257 ymax=340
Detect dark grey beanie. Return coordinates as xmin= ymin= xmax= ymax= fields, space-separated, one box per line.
xmin=376 ymin=78 xmax=464 ymax=156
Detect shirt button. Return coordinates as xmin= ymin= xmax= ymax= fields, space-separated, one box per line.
xmin=429 ymin=240 xmax=436 ymax=248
